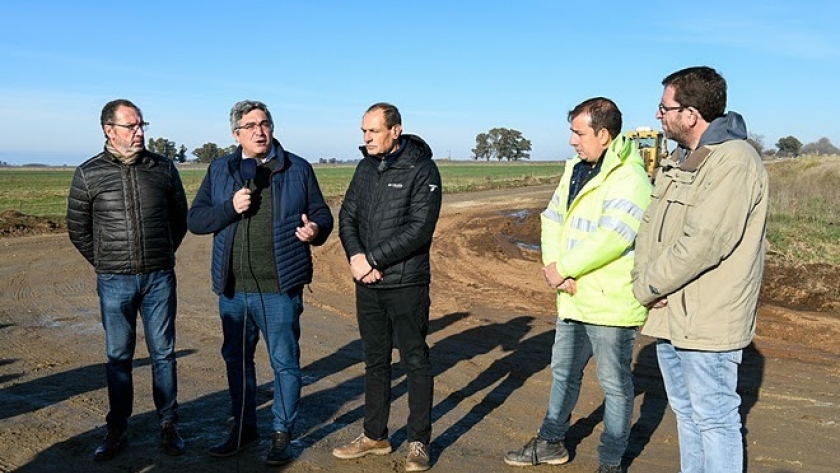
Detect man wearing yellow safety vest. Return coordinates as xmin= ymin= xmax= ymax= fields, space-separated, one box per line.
xmin=504 ymin=97 xmax=651 ymax=473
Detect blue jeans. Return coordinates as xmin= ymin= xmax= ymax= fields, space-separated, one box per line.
xmin=97 ymin=269 xmax=178 ymax=430
xmin=356 ymin=284 xmax=433 ymax=445
xmin=219 ymin=289 xmax=303 ymax=433
xmin=539 ymin=318 xmax=636 ymax=466
xmin=656 ymin=340 xmax=743 ymax=473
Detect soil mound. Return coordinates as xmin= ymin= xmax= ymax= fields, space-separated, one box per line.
xmin=0 ymin=210 xmax=66 ymax=238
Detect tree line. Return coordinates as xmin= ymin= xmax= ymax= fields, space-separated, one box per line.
xmin=147 ymin=137 xmax=236 ymax=163
xmin=746 ymin=134 xmax=839 ymax=158
xmin=468 ymin=128 xmax=838 ymax=161
xmin=144 ymin=131 xmax=838 ymax=165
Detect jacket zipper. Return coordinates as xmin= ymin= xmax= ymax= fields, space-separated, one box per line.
xmin=126 ymin=165 xmax=143 ymax=272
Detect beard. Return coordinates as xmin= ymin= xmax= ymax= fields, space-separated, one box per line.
xmin=664 ymin=120 xmax=691 ymax=149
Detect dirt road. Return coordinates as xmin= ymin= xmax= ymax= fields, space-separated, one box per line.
xmin=1 ymin=185 xmax=838 ymax=472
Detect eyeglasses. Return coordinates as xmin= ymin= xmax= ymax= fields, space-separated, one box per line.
xmin=236 ymin=120 xmax=273 ymax=132
xmin=108 ymin=122 xmax=149 ymax=132
xmin=658 ymin=103 xmax=686 ymax=114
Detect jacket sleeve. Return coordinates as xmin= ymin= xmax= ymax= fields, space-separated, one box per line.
xmin=169 ymin=165 xmax=188 ymax=250
xmin=631 ymin=188 xmax=655 ymax=301
xmin=540 ymin=177 xmax=568 ymax=267
xmin=556 ymin=169 xmax=651 ymax=278
xmin=634 ymin=157 xmax=761 ymax=304
xmin=187 ymin=166 xmax=240 ymax=235
xmin=67 ymin=166 xmax=95 ymax=266
xmin=305 ymin=165 xmax=333 ymax=246
xmin=366 ymin=160 xmax=442 ymax=269
xmin=338 ymin=166 xmax=365 ymax=260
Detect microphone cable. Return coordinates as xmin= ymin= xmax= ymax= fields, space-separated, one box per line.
xmin=244 ymin=173 xmax=289 ymax=440
xmin=236 ymin=166 xmax=287 ymax=453
xmin=236 ymin=192 xmax=249 ymax=460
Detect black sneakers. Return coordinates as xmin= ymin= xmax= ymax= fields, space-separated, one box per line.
xmin=265 ymin=431 xmax=292 ymax=466
xmin=93 ymin=428 xmax=127 ymax=461
xmin=504 ymin=435 xmax=570 ymax=466
xmin=160 ymin=422 xmax=185 ymax=456
xmin=208 ymin=424 xmax=260 ymax=457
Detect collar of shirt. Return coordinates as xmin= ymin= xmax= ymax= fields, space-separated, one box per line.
xmin=242 ymin=143 xmax=277 ymax=164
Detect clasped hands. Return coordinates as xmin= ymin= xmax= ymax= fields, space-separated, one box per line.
xmin=350 ymin=253 xmax=382 ymax=284
xmin=542 ymin=262 xmax=577 ymax=295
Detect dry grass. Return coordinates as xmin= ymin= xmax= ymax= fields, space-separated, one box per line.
xmin=765 ymin=155 xmax=840 ymax=265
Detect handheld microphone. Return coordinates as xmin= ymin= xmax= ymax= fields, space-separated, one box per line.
xmin=240 ymin=157 xmax=257 ymax=188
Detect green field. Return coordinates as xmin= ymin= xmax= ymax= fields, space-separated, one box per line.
xmin=4 ymin=157 xmax=840 ymax=265
xmin=0 ymin=161 xmax=565 ymax=217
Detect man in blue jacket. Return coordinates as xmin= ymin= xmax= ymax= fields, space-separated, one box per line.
xmin=187 ymin=100 xmax=333 ymax=466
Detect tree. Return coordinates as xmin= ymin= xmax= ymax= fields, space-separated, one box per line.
xmin=746 ymin=133 xmax=765 ymax=156
xmin=776 ymin=135 xmax=802 ymax=158
xmin=192 ymin=143 xmax=226 ymax=163
xmin=191 ymin=143 xmax=237 ymax=162
xmin=176 ymin=145 xmax=188 ymax=163
xmin=147 ymin=137 xmax=178 ymax=160
xmin=472 ymin=132 xmax=492 ymax=161
xmin=801 ymin=137 xmax=840 ymax=156
xmin=471 ymin=127 xmax=532 ymax=161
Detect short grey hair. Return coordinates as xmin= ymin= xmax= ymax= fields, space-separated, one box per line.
xmin=229 ymin=100 xmax=274 ymax=133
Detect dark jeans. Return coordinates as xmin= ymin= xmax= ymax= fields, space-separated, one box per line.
xmin=219 ymin=289 xmax=303 ymax=433
xmin=356 ymin=284 xmax=433 ymax=445
xmin=96 ymin=269 xmax=178 ymax=431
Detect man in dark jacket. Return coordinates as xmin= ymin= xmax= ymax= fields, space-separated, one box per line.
xmin=332 ymin=102 xmax=442 ymax=472
xmin=67 ymin=99 xmax=188 ymax=460
xmin=187 ymin=100 xmax=333 ymax=466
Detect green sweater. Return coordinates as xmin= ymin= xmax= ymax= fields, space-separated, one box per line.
xmin=230 ymin=159 xmax=280 ymax=293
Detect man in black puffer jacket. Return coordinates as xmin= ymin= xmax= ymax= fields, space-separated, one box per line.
xmin=67 ymin=99 xmax=188 ymax=461
xmin=333 ymin=103 xmax=441 ymax=472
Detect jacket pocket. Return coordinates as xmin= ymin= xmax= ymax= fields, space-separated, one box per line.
xmin=657 ymin=178 xmax=700 ymax=244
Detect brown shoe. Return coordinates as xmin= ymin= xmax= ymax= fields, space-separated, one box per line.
xmin=332 ymin=434 xmax=392 ymax=459
xmin=405 ymin=441 xmax=430 ymax=472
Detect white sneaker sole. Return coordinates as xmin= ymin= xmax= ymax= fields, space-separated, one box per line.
xmin=332 ymin=445 xmax=392 ymax=459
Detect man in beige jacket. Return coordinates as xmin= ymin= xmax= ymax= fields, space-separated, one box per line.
xmin=633 ymin=66 xmax=768 ymax=473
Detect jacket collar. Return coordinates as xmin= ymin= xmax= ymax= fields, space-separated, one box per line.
xmin=227 ymin=139 xmax=290 ymax=185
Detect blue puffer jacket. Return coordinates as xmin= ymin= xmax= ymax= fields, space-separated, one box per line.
xmin=187 ymin=141 xmax=333 ymax=295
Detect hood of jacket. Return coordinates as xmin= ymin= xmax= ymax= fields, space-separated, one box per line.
xmin=568 ymin=133 xmax=644 ymax=189
xmin=697 ymin=111 xmax=748 ymax=147
xmin=358 ymin=134 xmax=433 ymax=171
xmin=673 ymin=111 xmax=748 ymax=163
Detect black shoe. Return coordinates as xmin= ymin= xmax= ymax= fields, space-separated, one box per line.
xmin=265 ymin=431 xmax=292 ymax=466
xmin=161 ymin=421 xmax=185 ymax=456
xmin=504 ymin=435 xmax=569 ymax=466
xmin=208 ymin=425 xmax=260 ymax=457
xmin=93 ymin=428 xmax=127 ymax=461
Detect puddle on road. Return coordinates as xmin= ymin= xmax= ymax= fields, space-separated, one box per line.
xmin=497 ymin=209 xmax=542 ymax=253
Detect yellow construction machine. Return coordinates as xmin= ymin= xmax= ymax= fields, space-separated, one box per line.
xmin=627 ymin=127 xmax=669 ymax=181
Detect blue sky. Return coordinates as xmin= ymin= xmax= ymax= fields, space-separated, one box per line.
xmin=1 ymin=1 xmax=837 ymax=165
